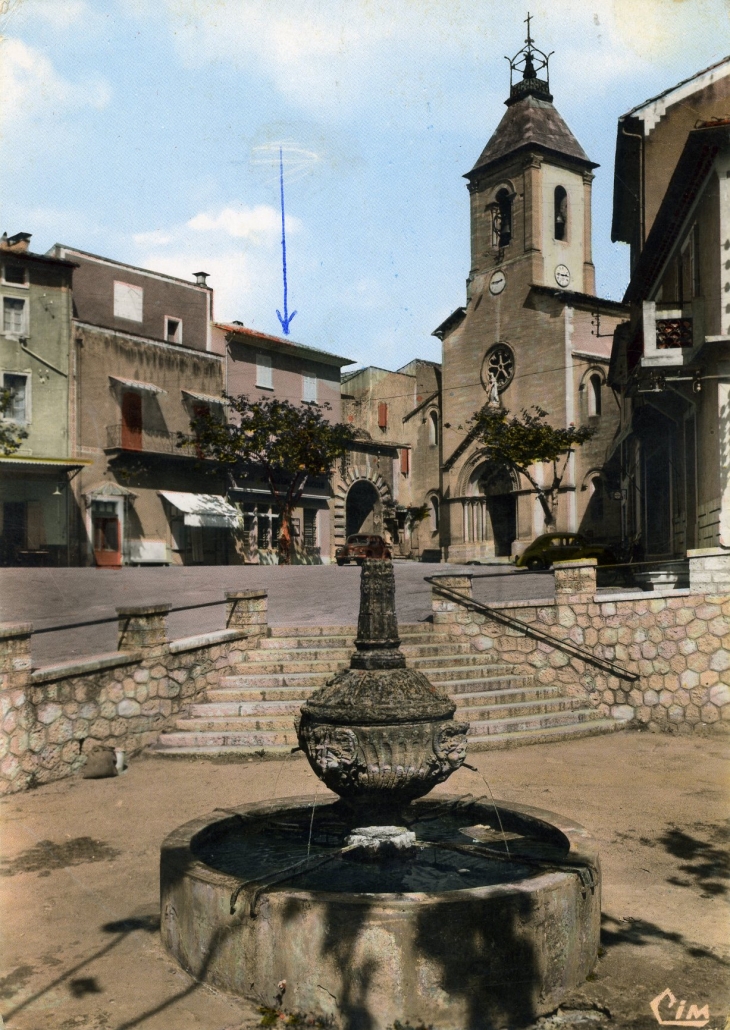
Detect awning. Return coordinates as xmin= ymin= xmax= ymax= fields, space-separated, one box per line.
xmin=159 ymin=490 xmax=242 ymax=528
xmin=109 ymin=376 xmax=166 ymax=395
xmin=181 ymin=389 xmax=225 ymax=406
xmin=0 ymin=456 xmax=91 ymax=470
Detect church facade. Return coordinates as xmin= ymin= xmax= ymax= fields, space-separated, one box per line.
xmin=435 ymin=32 xmax=626 ymax=562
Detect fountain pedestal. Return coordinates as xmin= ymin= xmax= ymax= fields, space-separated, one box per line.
xmin=160 ymin=560 xmax=601 ymax=1029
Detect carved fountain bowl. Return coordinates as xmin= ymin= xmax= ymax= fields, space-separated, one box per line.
xmin=296 ymin=667 xmax=469 ymax=816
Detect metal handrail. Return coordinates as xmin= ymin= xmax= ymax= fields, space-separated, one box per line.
xmin=32 ymin=598 xmax=230 ymax=635
xmin=425 ymin=578 xmax=639 ymax=682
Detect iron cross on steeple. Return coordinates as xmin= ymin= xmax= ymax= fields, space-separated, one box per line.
xmin=524 ymin=11 xmax=533 ymax=47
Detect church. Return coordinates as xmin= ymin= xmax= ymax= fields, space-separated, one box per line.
xmin=434 ymin=25 xmax=626 ymax=562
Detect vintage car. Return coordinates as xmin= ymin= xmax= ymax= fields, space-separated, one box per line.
xmin=515 ymin=532 xmax=616 ymax=570
xmin=335 ymin=534 xmax=392 ymax=566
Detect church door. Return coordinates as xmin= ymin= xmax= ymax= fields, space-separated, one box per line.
xmin=487 ymin=493 xmax=517 ymax=556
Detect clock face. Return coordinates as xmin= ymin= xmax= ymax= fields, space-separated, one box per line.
xmin=555 ymin=264 xmax=571 ymax=288
xmin=489 ymin=270 xmax=506 ymax=296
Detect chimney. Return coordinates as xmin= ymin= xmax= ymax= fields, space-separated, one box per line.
xmin=0 ymin=232 xmax=32 ymax=252
xmin=193 ymin=271 xmax=209 ymax=287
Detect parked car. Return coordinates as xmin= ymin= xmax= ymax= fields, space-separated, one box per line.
xmin=335 ymin=534 xmax=392 ymax=566
xmin=515 ymin=533 xmax=616 ymax=570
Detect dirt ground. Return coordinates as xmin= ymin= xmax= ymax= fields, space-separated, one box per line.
xmin=0 ymin=730 xmax=728 ymax=1030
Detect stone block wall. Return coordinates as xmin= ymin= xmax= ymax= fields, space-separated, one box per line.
xmin=431 ymin=555 xmax=730 ymax=735
xmin=0 ymin=590 xmax=268 ymax=795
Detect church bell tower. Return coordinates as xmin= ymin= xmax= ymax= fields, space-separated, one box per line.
xmin=465 ymin=17 xmax=597 ymax=302
xmin=436 ymin=19 xmax=620 ymax=564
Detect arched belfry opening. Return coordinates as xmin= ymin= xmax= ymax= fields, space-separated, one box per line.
xmin=346 ymin=480 xmax=382 ymax=537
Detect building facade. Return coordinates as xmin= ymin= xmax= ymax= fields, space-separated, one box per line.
xmin=0 ymin=233 xmax=87 ymax=566
xmin=215 ymin=321 xmax=354 ymax=564
xmin=339 ymin=359 xmax=442 ymax=560
xmin=435 ymin=34 xmax=625 ymax=562
xmin=608 ymin=59 xmax=730 ymax=558
xmin=48 ymin=245 xmax=238 ymax=567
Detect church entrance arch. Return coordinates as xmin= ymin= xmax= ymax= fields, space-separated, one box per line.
xmin=346 ymin=480 xmax=382 ymax=537
xmin=466 ymin=463 xmax=517 ymax=557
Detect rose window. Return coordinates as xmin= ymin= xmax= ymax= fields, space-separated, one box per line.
xmin=481 ymin=344 xmax=515 ymax=394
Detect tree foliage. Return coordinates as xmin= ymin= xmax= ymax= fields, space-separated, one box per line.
xmin=0 ymin=388 xmax=29 ymax=456
xmin=466 ymin=404 xmax=596 ymax=527
xmin=181 ymin=395 xmax=356 ymax=564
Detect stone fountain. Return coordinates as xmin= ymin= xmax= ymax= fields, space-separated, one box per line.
xmin=161 ymin=561 xmax=600 ymax=1029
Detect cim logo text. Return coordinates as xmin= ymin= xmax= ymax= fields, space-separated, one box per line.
xmin=651 ymin=988 xmax=710 ymax=1027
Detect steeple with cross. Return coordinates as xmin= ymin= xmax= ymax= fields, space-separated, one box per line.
xmin=505 ymin=11 xmax=554 ymax=105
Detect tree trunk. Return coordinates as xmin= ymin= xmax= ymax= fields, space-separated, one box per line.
xmin=277 ymin=506 xmax=293 ymax=565
xmin=537 ymin=489 xmax=556 ymax=528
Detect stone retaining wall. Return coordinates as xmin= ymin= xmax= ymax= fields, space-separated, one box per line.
xmin=431 ymin=549 xmax=730 ymax=735
xmin=0 ymin=590 xmax=268 ymax=795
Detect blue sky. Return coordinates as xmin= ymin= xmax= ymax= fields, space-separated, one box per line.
xmin=1 ymin=0 xmax=727 ymax=370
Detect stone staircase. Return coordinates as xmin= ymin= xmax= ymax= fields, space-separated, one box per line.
xmin=153 ymin=623 xmax=624 ymax=758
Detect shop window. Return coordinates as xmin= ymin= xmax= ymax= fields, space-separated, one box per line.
xmin=113 ymin=281 xmax=143 ymax=321
xmin=3 ymin=297 xmax=26 ymax=335
xmin=256 ymin=353 xmax=273 ymax=389
xmin=554 ymin=186 xmax=568 ymax=241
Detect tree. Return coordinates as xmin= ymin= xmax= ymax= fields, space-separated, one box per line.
xmin=466 ymin=404 xmax=596 ymax=528
xmin=0 ymin=387 xmax=29 ymax=456
xmin=182 ymin=395 xmax=356 ymax=564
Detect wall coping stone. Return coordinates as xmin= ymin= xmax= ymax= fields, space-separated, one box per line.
xmin=485 ymin=597 xmax=556 ymax=611
xmin=225 ymin=590 xmax=268 ymax=600
xmin=169 ymin=629 xmax=248 ymax=654
xmin=0 ymin=623 xmax=33 ymax=639
xmin=116 ymin=603 xmax=173 ymax=616
xmin=31 ymin=650 xmax=144 ymax=683
xmin=553 ymin=558 xmax=598 ymax=569
xmin=592 ymin=588 xmax=691 ymax=603
xmin=687 ymin=547 xmax=730 ymax=557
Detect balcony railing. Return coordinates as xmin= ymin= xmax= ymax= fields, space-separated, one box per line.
xmin=655 ymin=317 xmax=693 ymax=349
xmin=106 ymin=424 xmax=200 ymax=456
xmin=641 ymin=301 xmax=701 ymax=368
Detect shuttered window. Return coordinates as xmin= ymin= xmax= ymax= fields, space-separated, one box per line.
xmin=377 ymin=402 xmax=388 ymax=429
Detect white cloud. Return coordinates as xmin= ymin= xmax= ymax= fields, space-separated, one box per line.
xmin=187 ymin=204 xmax=301 ymax=243
xmin=130 ymin=202 xmax=304 ymax=323
xmin=0 ymin=37 xmax=111 ymax=128
xmin=149 ymin=0 xmax=727 ymax=122
xmin=23 ymin=0 xmax=90 ymax=28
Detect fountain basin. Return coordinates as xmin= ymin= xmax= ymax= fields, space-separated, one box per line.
xmin=160 ymin=794 xmax=600 ymax=1030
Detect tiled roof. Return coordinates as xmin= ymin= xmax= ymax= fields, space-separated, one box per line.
xmin=468 ymin=95 xmax=596 ymax=177
xmin=215 ymin=323 xmax=354 ymax=366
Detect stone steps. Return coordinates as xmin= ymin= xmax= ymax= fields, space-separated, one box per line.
xmin=467 ymin=717 xmax=631 ymax=751
xmin=152 ymin=621 xmax=624 ymax=757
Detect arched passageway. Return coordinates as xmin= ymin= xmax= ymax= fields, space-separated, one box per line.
xmin=346 ymin=480 xmax=381 ymax=537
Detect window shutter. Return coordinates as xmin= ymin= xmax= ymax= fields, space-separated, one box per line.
xmin=400 ymin=448 xmax=410 ymax=475
xmin=378 ymin=402 xmax=388 ymax=429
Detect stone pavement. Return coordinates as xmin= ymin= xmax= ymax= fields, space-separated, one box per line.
xmin=0 ymin=564 xmax=553 ymax=666
xmin=0 ymin=731 xmax=728 ymax=1030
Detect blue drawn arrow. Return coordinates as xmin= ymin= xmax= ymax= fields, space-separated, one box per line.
xmin=275 ymin=146 xmax=297 ymax=335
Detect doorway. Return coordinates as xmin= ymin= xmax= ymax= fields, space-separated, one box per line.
xmin=487 ymin=493 xmax=517 ymax=556
xmin=346 ymin=481 xmax=381 ymax=537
